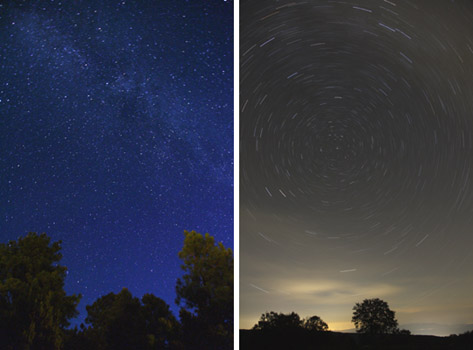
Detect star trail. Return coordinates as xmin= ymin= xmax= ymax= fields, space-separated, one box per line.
xmin=0 ymin=0 xmax=233 ymax=323
xmin=241 ymin=0 xmax=473 ymax=335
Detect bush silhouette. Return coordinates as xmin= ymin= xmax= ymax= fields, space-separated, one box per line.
xmin=253 ymin=311 xmax=329 ymax=333
xmin=253 ymin=311 xmax=302 ymax=331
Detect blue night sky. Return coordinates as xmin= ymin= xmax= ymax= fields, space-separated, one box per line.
xmin=0 ymin=0 xmax=233 ymax=324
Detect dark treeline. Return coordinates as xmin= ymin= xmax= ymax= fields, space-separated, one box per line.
xmin=241 ymin=329 xmax=473 ymax=350
xmin=0 ymin=231 xmax=233 ymax=350
xmin=242 ymin=302 xmax=473 ymax=350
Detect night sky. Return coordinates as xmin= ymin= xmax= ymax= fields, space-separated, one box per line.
xmin=0 ymin=0 xmax=233 ymax=324
xmin=241 ymin=0 xmax=473 ymax=336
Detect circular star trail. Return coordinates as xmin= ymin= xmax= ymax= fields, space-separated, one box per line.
xmin=0 ymin=0 xmax=233 ymax=323
xmin=241 ymin=0 xmax=473 ymax=334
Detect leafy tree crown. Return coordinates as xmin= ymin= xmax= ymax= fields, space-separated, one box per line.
xmin=352 ymin=298 xmax=399 ymax=334
xmin=303 ymin=315 xmax=329 ymax=331
xmin=175 ymin=230 xmax=233 ymax=350
xmin=0 ymin=232 xmax=81 ymax=349
xmin=175 ymin=230 xmax=233 ymax=321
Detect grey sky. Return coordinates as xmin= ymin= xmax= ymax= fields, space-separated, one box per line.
xmin=240 ymin=0 xmax=473 ymax=335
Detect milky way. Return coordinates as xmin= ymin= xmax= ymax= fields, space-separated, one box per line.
xmin=241 ymin=0 xmax=473 ymax=335
xmin=0 ymin=0 xmax=233 ymax=323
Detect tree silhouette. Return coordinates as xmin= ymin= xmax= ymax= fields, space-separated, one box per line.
xmin=84 ymin=288 xmax=180 ymax=350
xmin=303 ymin=315 xmax=329 ymax=332
xmin=0 ymin=232 xmax=81 ymax=350
xmin=352 ymin=298 xmax=398 ymax=334
xmin=85 ymin=288 xmax=148 ymax=350
xmin=141 ymin=293 xmax=181 ymax=349
xmin=175 ymin=230 xmax=233 ymax=350
xmin=253 ymin=311 xmax=302 ymax=331
xmin=0 ymin=231 xmax=233 ymax=349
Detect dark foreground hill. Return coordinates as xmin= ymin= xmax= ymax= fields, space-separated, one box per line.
xmin=240 ymin=329 xmax=473 ymax=350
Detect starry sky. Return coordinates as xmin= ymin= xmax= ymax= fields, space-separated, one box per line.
xmin=241 ymin=0 xmax=473 ymax=336
xmin=0 ymin=0 xmax=233 ymax=324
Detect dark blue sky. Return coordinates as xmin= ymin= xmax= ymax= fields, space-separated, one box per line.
xmin=0 ymin=0 xmax=233 ymax=323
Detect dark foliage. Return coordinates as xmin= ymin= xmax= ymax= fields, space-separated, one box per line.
xmin=82 ymin=288 xmax=181 ymax=350
xmin=253 ymin=311 xmax=329 ymax=332
xmin=449 ymin=330 xmax=473 ymax=350
xmin=303 ymin=315 xmax=329 ymax=331
xmin=352 ymin=298 xmax=399 ymax=334
xmin=141 ymin=293 xmax=182 ymax=349
xmin=242 ymin=329 xmax=357 ymax=350
xmin=63 ymin=326 xmax=96 ymax=350
xmin=241 ymin=329 xmax=461 ymax=350
xmin=176 ymin=230 xmax=233 ymax=350
xmin=1 ymin=231 xmax=233 ymax=350
xmin=84 ymin=288 xmax=150 ymax=349
xmin=253 ymin=311 xmax=302 ymax=331
xmin=0 ymin=233 xmax=81 ymax=350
